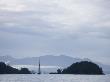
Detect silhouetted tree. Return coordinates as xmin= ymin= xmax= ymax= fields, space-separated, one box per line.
xmin=19 ymin=68 xmax=31 ymax=74
xmin=57 ymin=69 xmax=62 ymax=74
xmin=0 ymin=62 xmax=7 ymax=74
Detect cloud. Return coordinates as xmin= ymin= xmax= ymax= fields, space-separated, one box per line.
xmin=0 ymin=0 xmax=110 ymax=64
xmin=0 ymin=0 xmax=27 ymax=12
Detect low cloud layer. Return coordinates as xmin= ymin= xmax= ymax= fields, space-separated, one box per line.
xmin=0 ymin=0 xmax=110 ymax=65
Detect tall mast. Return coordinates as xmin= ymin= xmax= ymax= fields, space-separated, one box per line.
xmin=38 ymin=58 xmax=41 ymax=74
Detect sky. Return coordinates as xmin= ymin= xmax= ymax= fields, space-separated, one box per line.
xmin=0 ymin=0 xmax=110 ymax=65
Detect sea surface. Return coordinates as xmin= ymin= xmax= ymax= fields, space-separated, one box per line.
xmin=0 ymin=74 xmax=110 ymax=82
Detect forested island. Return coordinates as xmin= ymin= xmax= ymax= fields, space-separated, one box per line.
xmin=0 ymin=62 xmax=31 ymax=74
xmin=50 ymin=61 xmax=104 ymax=75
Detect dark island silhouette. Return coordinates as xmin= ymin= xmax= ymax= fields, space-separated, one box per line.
xmin=0 ymin=62 xmax=31 ymax=74
xmin=50 ymin=61 xmax=104 ymax=75
xmin=0 ymin=61 xmax=104 ymax=74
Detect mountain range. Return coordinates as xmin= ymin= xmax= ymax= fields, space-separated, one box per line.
xmin=0 ymin=55 xmax=110 ymax=74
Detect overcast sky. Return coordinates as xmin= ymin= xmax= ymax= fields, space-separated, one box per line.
xmin=0 ymin=0 xmax=110 ymax=65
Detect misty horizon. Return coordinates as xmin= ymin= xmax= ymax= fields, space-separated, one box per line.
xmin=0 ymin=54 xmax=110 ymax=65
xmin=0 ymin=0 xmax=110 ymax=66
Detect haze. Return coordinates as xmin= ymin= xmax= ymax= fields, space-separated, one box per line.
xmin=0 ymin=0 xmax=110 ymax=65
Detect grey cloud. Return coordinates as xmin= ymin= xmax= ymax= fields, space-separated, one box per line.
xmin=0 ymin=0 xmax=110 ymax=65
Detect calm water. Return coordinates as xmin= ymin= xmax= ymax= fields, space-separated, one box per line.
xmin=0 ymin=74 xmax=110 ymax=82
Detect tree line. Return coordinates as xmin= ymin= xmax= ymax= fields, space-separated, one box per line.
xmin=0 ymin=62 xmax=31 ymax=74
xmin=50 ymin=61 xmax=104 ymax=75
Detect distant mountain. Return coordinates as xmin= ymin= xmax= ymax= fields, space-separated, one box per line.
xmin=4 ymin=55 xmax=87 ymax=67
xmin=0 ymin=55 xmax=110 ymax=74
xmin=0 ymin=55 xmax=16 ymax=64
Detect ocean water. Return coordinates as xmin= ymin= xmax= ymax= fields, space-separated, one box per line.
xmin=0 ymin=74 xmax=109 ymax=82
